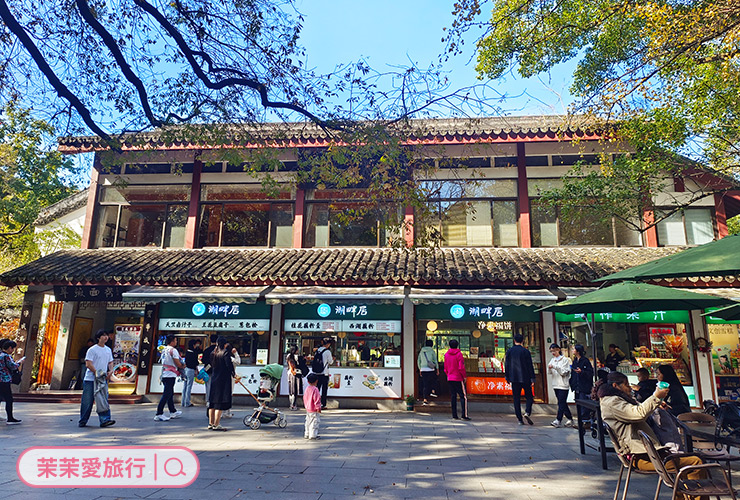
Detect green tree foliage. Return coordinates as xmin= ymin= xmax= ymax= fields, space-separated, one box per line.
xmin=0 ymin=101 xmax=79 ymax=259
xmin=448 ymin=0 xmax=740 ymax=230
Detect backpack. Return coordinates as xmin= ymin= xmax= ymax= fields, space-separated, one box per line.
xmin=311 ymin=348 xmax=326 ymax=374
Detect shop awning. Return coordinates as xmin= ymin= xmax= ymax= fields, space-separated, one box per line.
xmin=558 ymin=287 xmax=599 ymax=299
xmin=265 ymin=286 xmax=405 ymax=305
xmin=121 ymin=286 xmax=268 ymax=303
xmin=408 ymin=287 xmax=558 ymax=306
xmin=676 ymin=288 xmax=740 ymax=301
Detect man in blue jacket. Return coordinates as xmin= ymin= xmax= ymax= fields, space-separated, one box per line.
xmin=504 ymin=333 xmax=536 ymax=425
xmin=570 ymin=344 xmax=594 ymax=423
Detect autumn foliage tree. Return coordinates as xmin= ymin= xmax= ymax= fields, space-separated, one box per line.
xmin=447 ymin=0 xmax=740 ymax=232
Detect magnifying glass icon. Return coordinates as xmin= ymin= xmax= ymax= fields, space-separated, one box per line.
xmin=164 ymin=457 xmax=187 ymax=477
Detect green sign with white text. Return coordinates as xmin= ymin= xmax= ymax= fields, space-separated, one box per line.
xmin=555 ymin=310 xmax=690 ymax=324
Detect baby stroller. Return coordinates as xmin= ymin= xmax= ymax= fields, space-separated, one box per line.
xmin=240 ymin=363 xmax=287 ymax=430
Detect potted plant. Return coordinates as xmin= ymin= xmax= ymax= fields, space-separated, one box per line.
xmin=404 ymin=394 xmax=416 ymax=411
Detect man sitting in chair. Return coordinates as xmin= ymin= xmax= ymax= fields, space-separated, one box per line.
xmin=599 ymin=372 xmax=707 ymax=500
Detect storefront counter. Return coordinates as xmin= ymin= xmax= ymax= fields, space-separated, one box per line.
xmin=150 ymin=364 xmax=268 ymax=395
xmin=278 ymin=367 xmax=402 ymax=399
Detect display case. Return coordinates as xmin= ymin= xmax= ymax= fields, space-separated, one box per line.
xmin=635 ymin=357 xmax=691 ymax=385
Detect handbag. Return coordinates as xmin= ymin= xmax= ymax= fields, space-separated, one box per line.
xmin=196 ymin=367 xmax=210 ymax=383
xmin=11 ymin=369 xmax=22 ymax=385
xmin=424 ymin=351 xmax=436 ymax=369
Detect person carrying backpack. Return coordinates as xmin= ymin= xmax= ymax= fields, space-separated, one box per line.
xmin=417 ymin=339 xmax=438 ymax=405
xmin=311 ymin=338 xmax=333 ymax=409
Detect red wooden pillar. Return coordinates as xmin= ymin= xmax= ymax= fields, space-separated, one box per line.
xmin=404 ymin=205 xmax=414 ymax=247
xmin=715 ymin=192 xmax=728 ymax=238
xmin=643 ymin=209 xmax=659 ymax=247
xmin=293 ymin=188 xmax=305 ymax=248
xmin=80 ymin=163 xmax=100 ymax=249
xmin=184 ymin=159 xmax=202 ymax=249
xmin=517 ymin=143 xmax=532 ymax=247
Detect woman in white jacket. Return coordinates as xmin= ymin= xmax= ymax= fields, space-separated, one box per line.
xmin=547 ymin=343 xmax=573 ymax=428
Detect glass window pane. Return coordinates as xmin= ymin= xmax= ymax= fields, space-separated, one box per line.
xmin=615 ymin=219 xmax=642 ymax=247
xmin=118 ymin=205 xmax=165 ymax=247
xmin=329 ymin=203 xmax=379 ymax=246
xmin=94 ymin=206 xmax=119 ymax=248
xmin=305 ymin=204 xmax=329 ymax=247
xmin=527 ymin=178 xmax=564 ymax=195
xmin=466 ymin=201 xmax=493 ymax=246
xmin=221 ymin=204 xmax=269 ymax=246
xmin=421 ymin=179 xmax=517 ymax=199
xmin=685 ymin=209 xmax=714 ymax=245
xmin=163 ymin=205 xmax=188 ymax=247
xmin=198 ymin=205 xmax=223 ymax=247
xmin=101 ymin=184 xmax=190 ymax=203
xmin=270 ymin=203 xmax=294 ymax=247
xmin=200 ymin=184 xmax=291 ymax=201
xmin=492 ymin=201 xmax=518 ymax=247
xmin=440 ymin=201 xmax=468 ymax=246
xmin=531 ymin=201 xmax=558 ymax=246
xmin=657 ymin=212 xmax=687 ymax=246
xmin=559 ymin=214 xmax=614 ymax=246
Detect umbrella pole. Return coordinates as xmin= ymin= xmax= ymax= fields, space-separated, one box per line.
xmin=586 ymin=314 xmax=598 ymax=384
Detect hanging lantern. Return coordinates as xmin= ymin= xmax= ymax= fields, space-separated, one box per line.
xmin=337 ymin=331 xmax=347 ymax=339
xmin=472 ymin=329 xmax=482 ymax=338
xmin=257 ymin=331 xmax=265 ymax=335
xmin=387 ymin=331 xmax=395 ymax=337
xmin=426 ymin=320 xmax=438 ymax=332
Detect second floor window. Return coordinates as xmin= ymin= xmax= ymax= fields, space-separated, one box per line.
xmin=94 ymin=185 xmax=190 ymax=248
xmin=304 ymin=190 xmax=400 ymax=247
xmin=656 ymin=208 xmax=714 ymax=246
xmin=198 ymin=184 xmax=293 ymax=247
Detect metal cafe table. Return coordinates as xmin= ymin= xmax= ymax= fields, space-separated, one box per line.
xmin=576 ymin=398 xmax=613 ymax=470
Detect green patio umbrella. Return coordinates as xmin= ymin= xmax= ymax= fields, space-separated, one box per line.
xmin=702 ymin=304 xmax=740 ymax=321
xmin=538 ymin=281 xmax=734 ymax=381
xmin=595 ymin=234 xmax=740 ymax=282
xmin=540 ymin=281 xmax=734 ymax=315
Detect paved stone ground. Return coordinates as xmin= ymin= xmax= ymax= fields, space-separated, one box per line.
xmin=0 ymin=402 xmax=665 ymax=499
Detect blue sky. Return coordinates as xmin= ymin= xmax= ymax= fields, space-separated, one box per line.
xmin=295 ymin=0 xmax=575 ymax=116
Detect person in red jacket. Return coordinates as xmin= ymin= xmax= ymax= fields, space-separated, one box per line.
xmin=444 ymin=339 xmax=470 ymax=420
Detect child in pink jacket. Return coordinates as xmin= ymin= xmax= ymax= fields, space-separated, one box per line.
xmin=444 ymin=339 xmax=469 ymax=420
xmin=303 ymin=373 xmax=321 ymax=439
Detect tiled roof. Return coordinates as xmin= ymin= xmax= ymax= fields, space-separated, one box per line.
xmin=34 ymin=189 xmax=89 ymax=226
xmin=0 ymin=247 xmax=681 ymax=288
xmin=58 ymin=115 xmax=602 ymax=152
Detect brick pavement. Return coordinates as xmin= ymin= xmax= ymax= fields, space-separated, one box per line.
xmin=0 ymin=402 xmax=663 ymax=499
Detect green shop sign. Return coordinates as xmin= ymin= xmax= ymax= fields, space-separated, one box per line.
xmin=555 ymin=310 xmax=690 ymax=324
xmin=416 ymin=304 xmax=539 ymax=322
xmin=704 ymin=307 xmax=740 ymax=325
xmin=283 ymin=303 xmax=402 ymax=320
xmin=159 ymin=302 xmax=270 ymax=320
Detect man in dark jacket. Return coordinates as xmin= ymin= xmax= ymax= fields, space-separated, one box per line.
xmin=504 ymin=333 xmax=536 ymax=425
xmin=570 ymin=344 xmax=594 ymax=422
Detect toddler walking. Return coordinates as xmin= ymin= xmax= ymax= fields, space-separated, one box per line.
xmin=303 ymin=373 xmax=321 ymax=439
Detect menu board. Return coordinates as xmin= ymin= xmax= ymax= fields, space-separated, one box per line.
xmin=110 ymin=324 xmax=142 ymax=384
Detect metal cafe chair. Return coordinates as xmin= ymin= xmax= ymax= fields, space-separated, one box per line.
xmin=638 ymin=430 xmax=737 ymax=500
xmin=677 ymin=412 xmax=740 ymax=487
xmin=604 ymin=422 xmax=657 ymax=500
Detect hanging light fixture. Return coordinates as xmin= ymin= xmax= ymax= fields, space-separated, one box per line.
xmin=426 ymin=320 xmax=438 ymax=332
xmin=472 ymin=330 xmax=482 ymax=338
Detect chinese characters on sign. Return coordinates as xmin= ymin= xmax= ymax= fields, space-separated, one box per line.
xmin=158 ymin=318 xmax=269 ymax=332
xmin=53 ymin=286 xmax=124 ymax=302
xmin=17 ymin=447 xmax=199 ymax=488
xmin=284 ymin=319 xmax=401 ymax=333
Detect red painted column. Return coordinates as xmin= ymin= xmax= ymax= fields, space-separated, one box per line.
xmin=293 ymin=188 xmax=305 ymax=248
xmin=404 ymin=205 xmax=414 ymax=247
xmin=643 ymin=209 xmax=659 ymax=247
xmin=715 ymin=192 xmax=728 ymax=238
xmin=184 ymin=159 xmax=202 ymax=249
xmin=517 ymin=143 xmax=531 ymax=248
xmin=81 ymin=161 xmax=100 ymax=249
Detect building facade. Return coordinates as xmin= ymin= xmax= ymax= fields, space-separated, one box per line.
xmin=3 ymin=116 xmax=740 ymax=408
